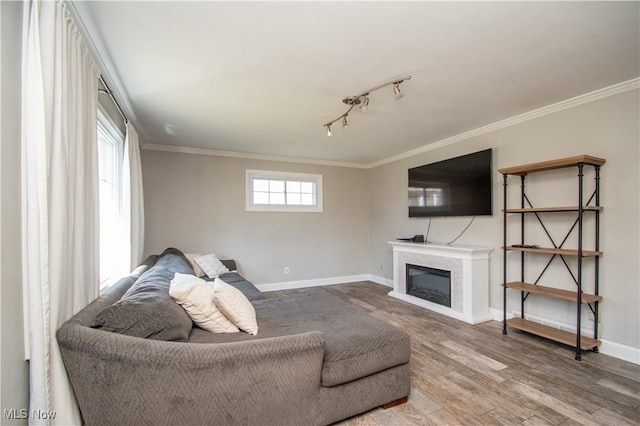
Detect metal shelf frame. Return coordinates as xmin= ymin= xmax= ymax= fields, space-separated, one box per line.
xmin=500 ymin=156 xmax=604 ymax=361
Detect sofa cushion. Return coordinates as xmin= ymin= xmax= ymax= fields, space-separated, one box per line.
xmin=170 ymin=273 xmax=239 ymax=333
xmin=92 ymin=251 xmax=194 ymax=341
xmin=188 ymin=291 xmax=410 ymax=387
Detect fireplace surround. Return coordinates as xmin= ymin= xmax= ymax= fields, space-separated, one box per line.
xmin=389 ymin=241 xmax=492 ymax=324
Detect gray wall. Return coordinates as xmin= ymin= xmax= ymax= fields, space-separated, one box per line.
xmin=1 ymin=0 xmax=29 ymax=422
xmin=368 ymin=90 xmax=639 ymax=350
xmin=141 ymin=90 xmax=639 ymax=353
xmin=142 ymin=151 xmax=370 ymax=285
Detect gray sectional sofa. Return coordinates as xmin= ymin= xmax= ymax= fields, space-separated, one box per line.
xmin=57 ymin=249 xmax=411 ymax=425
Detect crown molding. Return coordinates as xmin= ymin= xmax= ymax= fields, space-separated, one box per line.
xmin=65 ymin=1 xmax=137 ymax=127
xmin=367 ymin=77 xmax=639 ymax=168
xmin=143 ymin=78 xmax=638 ymax=170
xmin=142 ymin=144 xmax=369 ymax=169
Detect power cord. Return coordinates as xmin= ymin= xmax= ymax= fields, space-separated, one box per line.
xmin=425 ymin=217 xmax=432 ymax=243
xmin=447 ymin=216 xmax=476 ymax=245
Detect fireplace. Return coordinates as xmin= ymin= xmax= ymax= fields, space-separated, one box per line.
xmin=389 ymin=241 xmax=492 ymax=324
xmin=406 ymin=264 xmax=451 ymax=308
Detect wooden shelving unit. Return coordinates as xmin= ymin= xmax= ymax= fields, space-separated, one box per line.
xmin=499 ymin=155 xmax=605 ymax=360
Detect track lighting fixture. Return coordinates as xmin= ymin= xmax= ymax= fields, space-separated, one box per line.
xmin=323 ymin=76 xmax=411 ymax=136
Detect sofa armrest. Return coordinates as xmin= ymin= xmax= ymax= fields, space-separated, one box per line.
xmin=57 ymin=323 xmax=326 ymax=425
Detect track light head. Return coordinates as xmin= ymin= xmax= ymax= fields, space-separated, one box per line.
xmin=325 ymin=124 xmax=333 ymax=137
xmin=393 ymin=82 xmax=402 ymax=98
xmin=360 ymin=95 xmax=369 ymax=111
xmin=342 ymin=116 xmax=348 ymax=128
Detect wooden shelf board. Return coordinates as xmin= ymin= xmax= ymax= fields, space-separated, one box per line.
xmin=498 ymin=155 xmax=606 ymax=176
xmin=503 ymin=246 xmax=602 ymax=257
xmin=507 ymin=318 xmax=600 ymax=350
xmin=504 ymin=282 xmax=602 ymax=303
xmin=503 ymin=206 xmax=603 ymax=213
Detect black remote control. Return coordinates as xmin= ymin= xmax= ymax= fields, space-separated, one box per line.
xmin=511 ymin=244 xmax=540 ymax=249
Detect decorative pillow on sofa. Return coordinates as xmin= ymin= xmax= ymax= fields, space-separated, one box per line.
xmin=215 ymin=272 xmax=265 ymax=301
xmin=92 ymin=252 xmax=194 ymax=341
xmin=184 ymin=253 xmax=206 ymax=278
xmin=169 ymin=273 xmax=239 ymax=333
xmin=194 ymin=253 xmax=230 ymax=278
xmin=213 ymin=278 xmax=258 ymax=335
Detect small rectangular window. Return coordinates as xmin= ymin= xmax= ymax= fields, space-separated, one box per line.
xmin=246 ymin=170 xmax=323 ymax=212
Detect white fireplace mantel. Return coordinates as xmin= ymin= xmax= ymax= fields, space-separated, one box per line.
xmin=389 ymin=241 xmax=493 ymax=324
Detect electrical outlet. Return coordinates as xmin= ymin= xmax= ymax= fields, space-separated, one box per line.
xmin=379 ymin=263 xmax=384 ymax=271
xmin=284 ymin=267 xmax=290 ymax=275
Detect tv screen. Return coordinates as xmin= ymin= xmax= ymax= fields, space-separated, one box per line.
xmin=408 ymin=149 xmax=492 ymax=218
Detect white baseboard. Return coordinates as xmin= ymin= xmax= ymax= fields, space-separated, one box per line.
xmin=368 ymin=273 xmax=393 ymax=288
xmin=490 ymin=308 xmax=640 ymax=365
xmin=599 ymin=339 xmax=640 ymax=365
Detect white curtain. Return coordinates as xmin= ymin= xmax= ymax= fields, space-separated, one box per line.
xmin=21 ymin=1 xmax=99 ymax=424
xmin=123 ymin=122 xmax=145 ymax=270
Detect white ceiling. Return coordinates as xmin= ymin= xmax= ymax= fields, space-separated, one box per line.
xmin=71 ymin=1 xmax=639 ymax=166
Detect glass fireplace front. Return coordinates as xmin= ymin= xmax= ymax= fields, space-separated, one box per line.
xmin=406 ymin=264 xmax=451 ymax=308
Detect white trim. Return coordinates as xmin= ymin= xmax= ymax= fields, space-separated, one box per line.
xmin=256 ymin=274 xmax=371 ymax=292
xmin=367 ymin=78 xmax=640 ymax=168
xmin=599 ymin=339 xmax=640 ymax=366
xmin=143 ymin=143 xmax=368 ymax=169
xmin=369 ymin=273 xmax=393 ymax=288
xmin=66 ymin=5 xmax=639 ymax=169
xmin=246 ymin=169 xmax=323 ymax=213
xmin=142 ymin=78 xmax=638 ymax=169
xmin=490 ymin=308 xmax=640 ymax=365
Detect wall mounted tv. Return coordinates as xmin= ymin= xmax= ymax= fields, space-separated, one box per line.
xmin=408 ymin=148 xmax=492 ymax=218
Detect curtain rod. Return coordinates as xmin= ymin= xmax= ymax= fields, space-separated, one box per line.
xmin=98 ymin=74 xmax=128 ymax=124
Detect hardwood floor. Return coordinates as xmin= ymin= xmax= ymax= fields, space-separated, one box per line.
xmin=266 ymin=282 xmax=640 ymax=426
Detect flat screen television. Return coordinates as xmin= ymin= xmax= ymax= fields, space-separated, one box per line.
xmin=408 ymin=148 xmax=492 ymax=218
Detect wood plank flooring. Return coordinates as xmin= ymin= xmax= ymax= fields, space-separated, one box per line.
xmin=266 ymin=281 xmax=640 ymax=426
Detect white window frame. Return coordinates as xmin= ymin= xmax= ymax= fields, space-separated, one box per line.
xmin=97 ymin=108 xmax=125 ymax=287
xmin=246 ymin=169 xmax=323 ymax=213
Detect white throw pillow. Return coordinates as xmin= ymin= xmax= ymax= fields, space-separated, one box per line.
xmin=184 ymin=253 xmax=205 ymax=278
xmin=194 ymin=253 xmax=230 ymax=278
xmin=213 ymin=278 xmax=258 ymax=335
xmin=169 ymin=273 xmax=239 ymax=333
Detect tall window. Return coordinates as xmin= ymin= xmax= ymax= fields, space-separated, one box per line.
xmin=246 ymin=169 xmax=323 ymax=212
xmin=97 ymin=110 xmax=125 ymax=285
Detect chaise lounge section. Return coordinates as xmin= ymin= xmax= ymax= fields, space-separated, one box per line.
xmin=57 ymin=249 xmax=411 ymax=425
